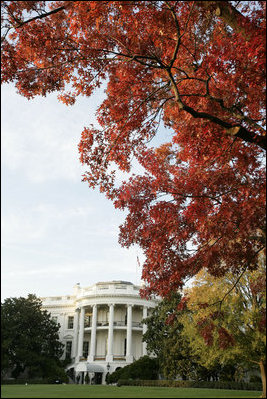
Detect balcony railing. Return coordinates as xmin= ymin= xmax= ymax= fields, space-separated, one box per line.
xmin=113 ymin=321 xmax=126 ymax=326
xmin=84 ymin=321 xmax=143 ymax=328
xmin=97 ymin=321 xmax=109 ymax=326
xmin=94 ymin=355 xmax=106 ymax=360
xmin=113 ymin=355 xmax=126 ymax=361
xmin=132 ymin=321 xmax=143 ymax=328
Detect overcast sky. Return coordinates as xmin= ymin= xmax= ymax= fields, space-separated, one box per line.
xmin=1 ymin=83 xmax=153 ymax=301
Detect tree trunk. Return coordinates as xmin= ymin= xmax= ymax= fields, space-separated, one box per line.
xmin=259 ymin=360 xmax=266 ymax=398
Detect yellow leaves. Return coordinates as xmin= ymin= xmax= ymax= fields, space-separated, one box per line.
xmin=226 ymin=126 xmax=241 ymax=136
xmin=215 ymin=7 xmax=222 ymax=17
xmin=185 ymin=269 xmax=229 ymax=309
xmin=155 ymin=143 xmax=173 ymax=162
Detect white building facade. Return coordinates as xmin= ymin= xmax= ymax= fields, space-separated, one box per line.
xmin=41 ymin=280 xmax=159 ymax=384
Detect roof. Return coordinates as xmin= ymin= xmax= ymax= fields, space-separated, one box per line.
xmin=87 ymin=364 xmax=104 ymax=373
xmin=75 ymin=363 xmax=104 ymax=373
xmin=96 ymin=280 xmax=133 ymax=285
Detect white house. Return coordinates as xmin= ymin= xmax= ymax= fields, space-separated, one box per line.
xmin=41 ymin=280 xmax=159 ymax=384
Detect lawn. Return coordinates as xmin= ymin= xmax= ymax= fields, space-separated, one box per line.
xmin=0 ymin=385 xmax=262 ymax=398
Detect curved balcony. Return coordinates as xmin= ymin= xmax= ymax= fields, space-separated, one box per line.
xmin=84 ymin=320 xmax=143 ymax=330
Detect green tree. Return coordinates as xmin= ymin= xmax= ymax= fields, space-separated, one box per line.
xmin=181 ymin=266 xmax=266 ymax=396
xmin=143 ymin=290 xmax=247 ymax=382
xmin=1 ymin=294 xmax=64 ymax=380
xmin=143 ymin=291 xmax=197 ymax=380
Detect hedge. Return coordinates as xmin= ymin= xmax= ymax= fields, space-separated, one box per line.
xmin=117 ymin=379 xmax=262 ymax=391
xmin=1 ymin=377 xmax=68 ymax=385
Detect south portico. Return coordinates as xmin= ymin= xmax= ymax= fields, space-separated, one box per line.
xmin=41 ymin=281 xmax=158 ymax=384
xmin=70 ymin=301 xmax=149 ymax=384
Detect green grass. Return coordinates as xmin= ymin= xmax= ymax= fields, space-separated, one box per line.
xmin=0 ymin=384 xmax=262 ymax=398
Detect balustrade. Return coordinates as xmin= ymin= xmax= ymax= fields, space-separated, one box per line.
xmin=97 ymin=321 xmax=109 ymax=326
xmin=113 ymin=355 xmax=126 ymax=361
xmin=113 ymin=320 xmax=126 ymax=326
xmin=94 ymin=355 xmax=106 ymax=360
xmin=85 ymin=320 xmax=142 ymax=328
xmin=132 ymin=321 xmax=142 ymax=328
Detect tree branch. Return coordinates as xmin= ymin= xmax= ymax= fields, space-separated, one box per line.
xmin=211 ymin=246 xmax=265 ymax=308
xmin=197 ymin=1 xmax=262 ymax=37
xmin=166 ymin=68 xmax=266 ymax=150
xmin=5 ymin=4 xmax=68 ymax=28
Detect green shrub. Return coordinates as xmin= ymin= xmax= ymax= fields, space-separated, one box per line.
xmin=107 ymin=356 xmax=159 ymax=384
xmin=2 ymin=369 xmax=69 ymax=385
xmin=1 ymin=378 xmax=49 ymax=385
xmin=116 ymin=379 xmax=262 ymax=391
xmin=249 ymin=375 xmax=262 ymax=383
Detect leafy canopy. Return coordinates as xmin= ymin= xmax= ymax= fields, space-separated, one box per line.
xmin=181 ymin=266 xmax=266 ymax=374
xmin=143 ymin=290 xmax=247 ymax=381
xmin=1 ymin=294 xmax=64 ymax=379
xmin=1 ymin=1 xmax=266 ymax=297
xmin=143 ymin=291 xmax=202 ymax=380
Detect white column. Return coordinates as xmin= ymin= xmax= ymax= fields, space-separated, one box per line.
xmin=126 ymin=304 xmax=133 ymax=362
xmin=72 ymin=309 xmax=79 ymax=360
xmin=142 ymin=306 xmax=148 ymax=356
xmin=106 ymin=303 xmax=114 ymax=362
xmin=88 ymin=304 xmax=97 ymax=362
xmin=77 ymin=307 xmax=85 ymax=360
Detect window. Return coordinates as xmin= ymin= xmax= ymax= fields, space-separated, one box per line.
xmin=105 ymin=337 xmax=108 ymax=355
xmin=65 ymin=341 xmax=72 ymax=359
xmin=51 ymin=316 xmax=58 ymax=324
xmin=68 ymin=316 xmax=74 ymax=329
xmin=84 ymin=313 xmax=92 ymax=327
xmin=124 ymin=338 xmax=127 ymax=356
xmin=83 ymin=341 xmax=89 ymax=358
